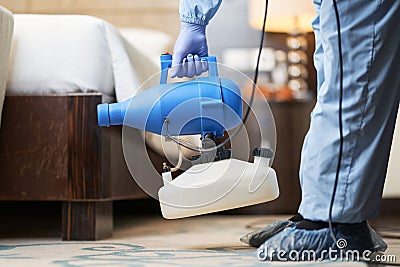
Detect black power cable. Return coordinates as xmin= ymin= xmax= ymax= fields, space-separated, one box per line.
xmin=243 ymin=0 xmax=269 ymax=123
xmin=329 ymin=0 xmax=344 ymax=245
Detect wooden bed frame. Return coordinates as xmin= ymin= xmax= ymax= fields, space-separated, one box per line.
xmin=0 ymin=93 xmax=163 ymax=240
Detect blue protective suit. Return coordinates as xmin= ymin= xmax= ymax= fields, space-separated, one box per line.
xmin=298 ymin=0 xmax=400 ymax=223
xmin=179 ymin=0 xmax=222 ymax=25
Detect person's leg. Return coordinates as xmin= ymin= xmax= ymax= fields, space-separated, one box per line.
xmin=299 ymin=0 xmax=400 ymax=224
xmin=260 ymin=0 xmax=400 ymax=260
xmin=311 ymin=0 xmax=325 ymax=92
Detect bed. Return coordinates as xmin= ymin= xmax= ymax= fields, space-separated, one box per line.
xmin=0 ymin=12 xmax=172 ymax=240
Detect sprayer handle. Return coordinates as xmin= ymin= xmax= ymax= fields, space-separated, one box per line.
xmin=159 ymin=53 xmax=218 ymax=84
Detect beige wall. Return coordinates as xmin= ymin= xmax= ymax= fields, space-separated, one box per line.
xmin=0 ymin=0 xmax=180 ymax=38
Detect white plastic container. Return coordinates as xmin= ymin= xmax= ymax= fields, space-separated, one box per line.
xmin=158 ymin=157 xmax=279 ymax=219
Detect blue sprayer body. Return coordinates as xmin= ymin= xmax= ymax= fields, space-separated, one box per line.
xmin=97 ymin=54 xmax=243 ymax=138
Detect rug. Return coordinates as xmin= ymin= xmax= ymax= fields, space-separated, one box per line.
xmin=0 ymin=214 xmax=394 ymax=266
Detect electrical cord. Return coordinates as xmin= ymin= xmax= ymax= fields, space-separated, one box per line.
xmin=329 ymin=0 xmax=344 ymax=245
xmin=165 ymin=0 xmax=269 ymax=153
xmin=170 ymin=148 xmax=183 ymax=172
xmin=242 ymin=0 xmax=268 ymax=124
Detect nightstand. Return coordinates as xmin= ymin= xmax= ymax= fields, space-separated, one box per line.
xmin=228 ymin=98 xmax=316 ymax=214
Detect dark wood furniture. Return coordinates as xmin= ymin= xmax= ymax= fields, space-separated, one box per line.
xmin=267 ymin=99 xmax=315 ymax=213
xmin=0 ymin=93 xmax=152 ymax=240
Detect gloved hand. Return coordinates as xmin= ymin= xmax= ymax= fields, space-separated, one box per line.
xmin=170 ymin=22 xmax=209 ymax=78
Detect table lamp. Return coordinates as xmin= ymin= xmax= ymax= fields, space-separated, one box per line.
xmin=248 ymin=0 xmax=315 ymax=99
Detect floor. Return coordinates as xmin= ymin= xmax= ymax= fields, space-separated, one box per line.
xmin=0 ymin=202 xmax=399 ymax=267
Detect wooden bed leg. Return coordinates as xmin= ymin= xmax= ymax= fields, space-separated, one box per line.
xmin=63 ymin=94 xmax=113 ymax=241
xmin=61 ymin=201 xmax=113 ymax=241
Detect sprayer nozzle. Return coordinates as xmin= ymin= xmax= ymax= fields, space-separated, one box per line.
xmin=97 ymin=103 xmax=110 ymax=127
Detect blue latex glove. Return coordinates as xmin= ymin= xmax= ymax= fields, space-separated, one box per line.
xmin=170 ymin=22 xmax=209 ymax=78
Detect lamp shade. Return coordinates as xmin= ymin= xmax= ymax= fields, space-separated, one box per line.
xmin=248 ymin=0 xmax=316 ymax=33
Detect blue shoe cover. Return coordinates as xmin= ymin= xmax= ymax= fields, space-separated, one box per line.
xmin=241 ymin=220 xmax=386 ymax=252
xmin=240 ymin=220 xmax=295 ymax=247
xmin=368 ymin=223 xmax=387 ymax=252
xmin=334 ymin=222 xmax=385 ymax=253
xmin=258 ymin=222 xmax=385 ymax=261
xmin=257 ymin=227 xmax=333 ymax=261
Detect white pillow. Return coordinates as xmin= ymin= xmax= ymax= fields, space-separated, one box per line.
xmin=118 ymin=27 xmax=172 ymax=66
xmin=7 ymin=15 xmax=115 ymax=96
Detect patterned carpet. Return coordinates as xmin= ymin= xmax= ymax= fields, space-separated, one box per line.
xmin=0 ymin=214 xmax=396 ymax=266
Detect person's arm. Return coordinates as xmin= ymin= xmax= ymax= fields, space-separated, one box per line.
xmin=170 ymin=0 xmax=222 ymax=78
xmin=180 ymin=0 xmax=222 ymax=26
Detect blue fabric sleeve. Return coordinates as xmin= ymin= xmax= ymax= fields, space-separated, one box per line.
xmin=179 ymin=0 xmax=222 ymax=25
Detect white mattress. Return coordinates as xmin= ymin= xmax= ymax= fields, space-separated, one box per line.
xmin=6 ymin=15 xmax=171 ymax=102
